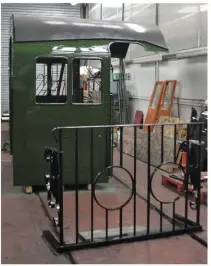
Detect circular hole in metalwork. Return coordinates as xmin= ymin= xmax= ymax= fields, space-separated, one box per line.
xmin=150 ymin=162 xmax=185 ymax=204
xmin=93 ymin=166 xmax=134 ymax=211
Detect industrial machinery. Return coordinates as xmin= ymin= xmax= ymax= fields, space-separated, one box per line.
xmin=9 ymin=15 xmax=168 ymax=188
xmin=175 ymin=106 xmax=207 ymax=209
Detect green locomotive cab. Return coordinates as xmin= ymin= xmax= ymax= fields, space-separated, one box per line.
xmin=10 ymin=16 xmax=168 ymax=188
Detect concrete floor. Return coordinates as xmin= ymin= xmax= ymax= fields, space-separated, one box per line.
xmin=1 ymin=122 xmax=208 ymax=264
xmin=1 ymin=123 xmax=69 ymax=264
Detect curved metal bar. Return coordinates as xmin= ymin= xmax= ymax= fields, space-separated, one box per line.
xmin=93 ymin=165 xmax=134 ymax=211
xmin=150 ymin=161 xmax=186 ymax=204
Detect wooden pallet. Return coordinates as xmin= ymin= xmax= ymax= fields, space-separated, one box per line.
xmin=162 ymin=174 xmax=207 ymax=205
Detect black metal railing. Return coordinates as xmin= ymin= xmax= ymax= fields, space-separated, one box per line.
xmin=42 ymin=122 xmax=205 ymax=253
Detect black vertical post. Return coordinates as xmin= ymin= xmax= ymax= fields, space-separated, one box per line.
xmin=58 ymin=129 xmax=64 ymax=245
xmin=160 ymin=202 xmax=163 ymax=232
xmin=119 ymin=208 xmax=123 ymax=238
xmin=120 ymin=127 xmax=123 ymax=167
xmin=174 ymin=125 xmax=177 ymax=162
xmin=105 ymin=209 xmax=108 ymax=240
xmin=184 ymin=124 xmax=190 ymax=228
xmin=111 ymin=126 xmax=114 ymax=166
xmin=161 ymin=125 xmax=164 ymax=163
xmin=47 ymin=63 xmax=52 ymax=96
xmin=147 ymin=126 xmax=151 ymax=235
xmin=133 ymin=126 xmax=137 ymax=236
xmin=90 ymin=128 xmax=94 ymax=242
xmin=196 ymin=123 xmax=202 ymax=225
xmin=75 ymin=128 xmax=79 ymax=243
xmin=172 ymin=202 xmax=176 ymax=231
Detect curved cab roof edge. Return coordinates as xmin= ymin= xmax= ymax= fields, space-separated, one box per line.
xmin=11 ymin=15 xmax=168 ymax=51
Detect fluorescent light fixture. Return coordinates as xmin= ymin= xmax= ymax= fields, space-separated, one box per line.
xmin=176 ymin=47 xmax=207 ymax=59
xmin=132 ymin=54 xmax=162 ymax=64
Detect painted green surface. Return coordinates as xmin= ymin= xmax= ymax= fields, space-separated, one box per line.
xmin=11 ymin=39 xmax=167 ymax=186
xmin=12 ymin=40 xmax=112 ymax=186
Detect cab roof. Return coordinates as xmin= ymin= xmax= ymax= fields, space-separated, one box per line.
xmin=11 ymin=15 xmax=169 ymax=58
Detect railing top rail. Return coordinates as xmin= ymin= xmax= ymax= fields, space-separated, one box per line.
xmin=52 ymin=121 xmax=203 ymax=134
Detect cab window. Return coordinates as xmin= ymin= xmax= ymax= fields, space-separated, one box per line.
xmin=72 ymin=58 xmax=102 ymax=104
xmin=35 ymin=57 xmax=68 ymax=104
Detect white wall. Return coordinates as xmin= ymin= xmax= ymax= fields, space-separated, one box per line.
xmin=88 ymin=3 xmax=208 ymax=122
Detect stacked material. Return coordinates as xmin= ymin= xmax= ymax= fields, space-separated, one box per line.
xmin=117 ymin=116 xmax=187 ymax=172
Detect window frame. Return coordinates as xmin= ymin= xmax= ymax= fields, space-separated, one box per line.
xmin=71 ymin=56 xmax=103 ymax=106
xmin=35 ymin=56 xmax=68 ymax=105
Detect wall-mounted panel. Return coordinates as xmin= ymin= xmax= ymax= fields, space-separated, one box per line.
xmin=159 ymin=4 xmax=199 ymax=52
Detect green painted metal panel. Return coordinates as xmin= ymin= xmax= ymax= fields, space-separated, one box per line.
xmin=12 ymin=40 xmax=112 ymax=186
xmin=11 ymin=39 xmax=166 ymax=187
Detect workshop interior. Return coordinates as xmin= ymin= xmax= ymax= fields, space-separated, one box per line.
xmin=1 ymin=3 xmax=208 ymax=264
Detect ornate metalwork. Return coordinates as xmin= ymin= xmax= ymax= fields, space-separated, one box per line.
xmin=42 ymin=123 xmax=203 ymax=254
xmin=44 ymin=147 xmax=61 ymax=227
xmin=93 ymin=165 xmax=134 ymax=211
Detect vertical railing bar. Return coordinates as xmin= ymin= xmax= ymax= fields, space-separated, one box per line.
xmin=75 ymin=128 xmax=79 ymax=243
xmin=90 ymin=128 xmax=94 ymax=242
xmin=147 ymin=125 xmax=151 ymax=235
xmin=105 ymin=209 xmax=108 ymax=240
xmin=105 ymin=126 xmax=109 ymax=168
xmin=174 ymin=124 xmax=177 ymax=162
xmin=133 ymin=126 xmax=137 ymax=236
xmin=172 ymin=202 xmax=176 ymax=231
xmin=184 ymin=124 xmax=189 ymax=228
xmin=120 ymin=127 xmax=123 ymax=167
xmin=196 ymin=123 xmax=202 ymax=225
xmin=111 ymin=126 xmax=114 ymax=156
xmin=58 ymin=129 xmax=64 ymax=245
xmin=119 ymin=207 xmax=123 ymax=238
xmin=161 ymin=125 xmax=164 ymax=163
xmin=160 ymin=202 xmax=163 ymax=232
